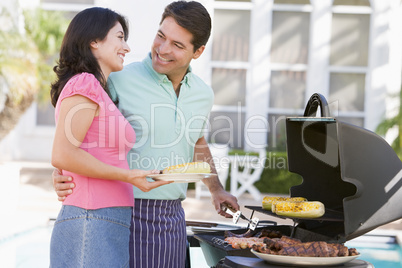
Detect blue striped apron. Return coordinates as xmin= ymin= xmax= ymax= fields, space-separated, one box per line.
xmin=129 ymin=199 xmax=187 ymax=268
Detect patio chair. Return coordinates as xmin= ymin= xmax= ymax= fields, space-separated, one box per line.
xmin=229 ymin=150 xmax=266 ymax=201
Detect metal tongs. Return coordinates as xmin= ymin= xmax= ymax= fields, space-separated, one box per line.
xmin=222 ymin=203 xmax=259 ymax=230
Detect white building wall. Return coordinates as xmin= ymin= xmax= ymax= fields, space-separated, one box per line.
xmin=0 ymin=0 xmax=401 ymax=161
xmin=95 ymin=0 xmax=170 ymax=63
xmin=0 ymin=104 xmax=55 ymax=162
xmin=366 ymin=0 xmax=402 ymax=132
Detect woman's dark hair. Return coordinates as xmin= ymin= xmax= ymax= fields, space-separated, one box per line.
xmin=50 ymin=7 xmax=129 ymax=107
xmin=160 ymin=1 xmax=211 ymax=52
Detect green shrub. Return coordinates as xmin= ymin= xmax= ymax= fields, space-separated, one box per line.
xmin=255 ymin=151 xmax=303 ymax=194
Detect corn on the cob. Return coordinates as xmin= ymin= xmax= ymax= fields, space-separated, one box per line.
xmin=272 ymin=201 xmax=325 ymax=218
xmin=262 ymin=196 xmax=307 ymax=211
xmin=162 ymin=162 xmax=211 ymax=174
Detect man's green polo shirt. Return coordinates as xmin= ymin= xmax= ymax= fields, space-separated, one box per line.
xmin=108 ymin=54 xmax=214 ymax=200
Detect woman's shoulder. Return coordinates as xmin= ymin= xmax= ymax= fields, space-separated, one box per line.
xmin=67 ymin=72 xmax=100 ymax=89
xmin=61 ymin=72 xmax=103 ymax=103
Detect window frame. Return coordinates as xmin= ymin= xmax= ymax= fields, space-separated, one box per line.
xmin=206 ymin=0 xmax=381 ymax=151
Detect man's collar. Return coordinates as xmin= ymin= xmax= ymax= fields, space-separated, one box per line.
xmin=143 ymin=52 xmax=192 ymax=86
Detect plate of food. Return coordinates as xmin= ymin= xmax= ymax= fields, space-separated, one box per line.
xmin=251 ymin=249 xmax=360 ymax=266
xmin=148 ymin=173 xmax=214 ymax=183
xmin=148 ymin=162 xmax=216 ymax=183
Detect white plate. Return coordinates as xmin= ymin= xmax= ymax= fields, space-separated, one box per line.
xmin=251 ymin=249 xmax=360 ymax=266
xmin=147 ymin=173 xmax=215 ymax=183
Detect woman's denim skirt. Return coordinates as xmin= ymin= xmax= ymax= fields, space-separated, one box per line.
xmin=50 ymin=205 xmax=132 ymax=268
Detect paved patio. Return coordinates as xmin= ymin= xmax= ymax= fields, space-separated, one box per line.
xmin=2 ymin=162 xmax=400 ymax=241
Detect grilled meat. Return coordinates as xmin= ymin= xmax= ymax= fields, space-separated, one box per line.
xmin=263 ymin=236 xmax=302 ymax=251
xmin=278 ymin=241 xmax=330 ymax=257
xmin=280 ymin=236 xmax=302 ymax=245
xmin=254 ymin=239 xmax=359 ymax=257
xmin=225 ymin=237 xmax=265 ymax=249
xmin=225 ymin=228 xmax=359 ymax=257
xmin=328 ymin=243 xmax=349 ymax=256
xmin=252 ymin=243 xmax=273 ymax=254
xmin=349 ymin=247 xmax=359 ymax=256
xmin=259 ymin=229 xmax=282 ymax=238
xmin=263 ymin=237 xmax=281 ymax=250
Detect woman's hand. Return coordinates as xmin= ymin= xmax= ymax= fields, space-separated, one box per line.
xmin=126 ymin=169 xmax=172 ymax=192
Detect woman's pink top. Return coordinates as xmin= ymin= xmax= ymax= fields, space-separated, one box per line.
xmin=55 ymin=73 xmax=135 ymax=209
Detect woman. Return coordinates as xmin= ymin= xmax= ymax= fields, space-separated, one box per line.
xmin=49 ymin=7 xmax=170 ymax=267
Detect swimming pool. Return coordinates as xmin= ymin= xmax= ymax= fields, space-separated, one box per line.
xmin=0 ymin=226 xmax=52 ymax=268
xmin=346 ymin=232 xmax=402 ymax=268
xmin=0 ymin=225 xmax=210 ymax=268
xmin=0 ymin=225 xmax=401 ymax=267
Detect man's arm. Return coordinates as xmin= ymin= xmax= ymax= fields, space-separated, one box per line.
xmin=193 ymin=136 xmax=239 ymax=218
xmin=52 ymin=168 xmax=75 ymax=201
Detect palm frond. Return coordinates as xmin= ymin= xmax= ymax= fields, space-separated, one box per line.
xmin=376 ymin=85 xmax=402 ymax=159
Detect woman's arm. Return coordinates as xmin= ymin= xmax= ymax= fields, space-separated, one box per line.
xmin=52 ymin=95 xmax=169 ymax=191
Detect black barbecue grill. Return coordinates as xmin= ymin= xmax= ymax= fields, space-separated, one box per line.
xmin=194 ymin=93 xmax=402 ymax=267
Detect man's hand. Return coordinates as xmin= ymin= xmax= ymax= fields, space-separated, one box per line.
xmin=52 ymin=168 xmax=75 ymax=201
xmin=210 ymin=188 xmax=239 ymax=218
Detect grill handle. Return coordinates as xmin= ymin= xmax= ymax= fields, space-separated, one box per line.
xmin=303 ymin=93 xmax=330 ymax=117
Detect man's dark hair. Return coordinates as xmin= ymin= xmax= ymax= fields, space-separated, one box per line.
xmin=161 ymin=1 xmax=211 ymax=52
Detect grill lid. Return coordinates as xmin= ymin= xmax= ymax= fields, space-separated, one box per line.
xmin=285 ymin=93 xmax=402 ymax=242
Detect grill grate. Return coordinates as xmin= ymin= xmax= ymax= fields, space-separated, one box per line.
xmin=244 ymin=205 xmax=344 ymax=222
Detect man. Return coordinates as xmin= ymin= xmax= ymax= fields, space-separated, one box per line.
xmin=52 ymin=1 xmax=239 ymax=267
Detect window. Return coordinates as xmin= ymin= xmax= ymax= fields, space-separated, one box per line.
xmin=328 ymin=2 xmax=371 ymax=127
xmin=333 ymin=0 xmax=370 ymax=6
xmin=212 ymin=68 xmax=246 ymax=106
xmin=208 ymin=2 xmax=252 ymax=149
xmin=270 ymin=71 xmax=306 ymax=110
xmin=212 ymin=9 xmax=250 ymax=62
xmin=330 ymin=14 xmax=370 ymax=67
xmin=270 ymin=11 xmax=310 ymax=65
xmin=205 ymin=0 xmax=383 ymax=151
xmin=208 ymin=111 xmax=245 ymax=149
xmin=267 ymin=1 xmax=311 ymax=150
